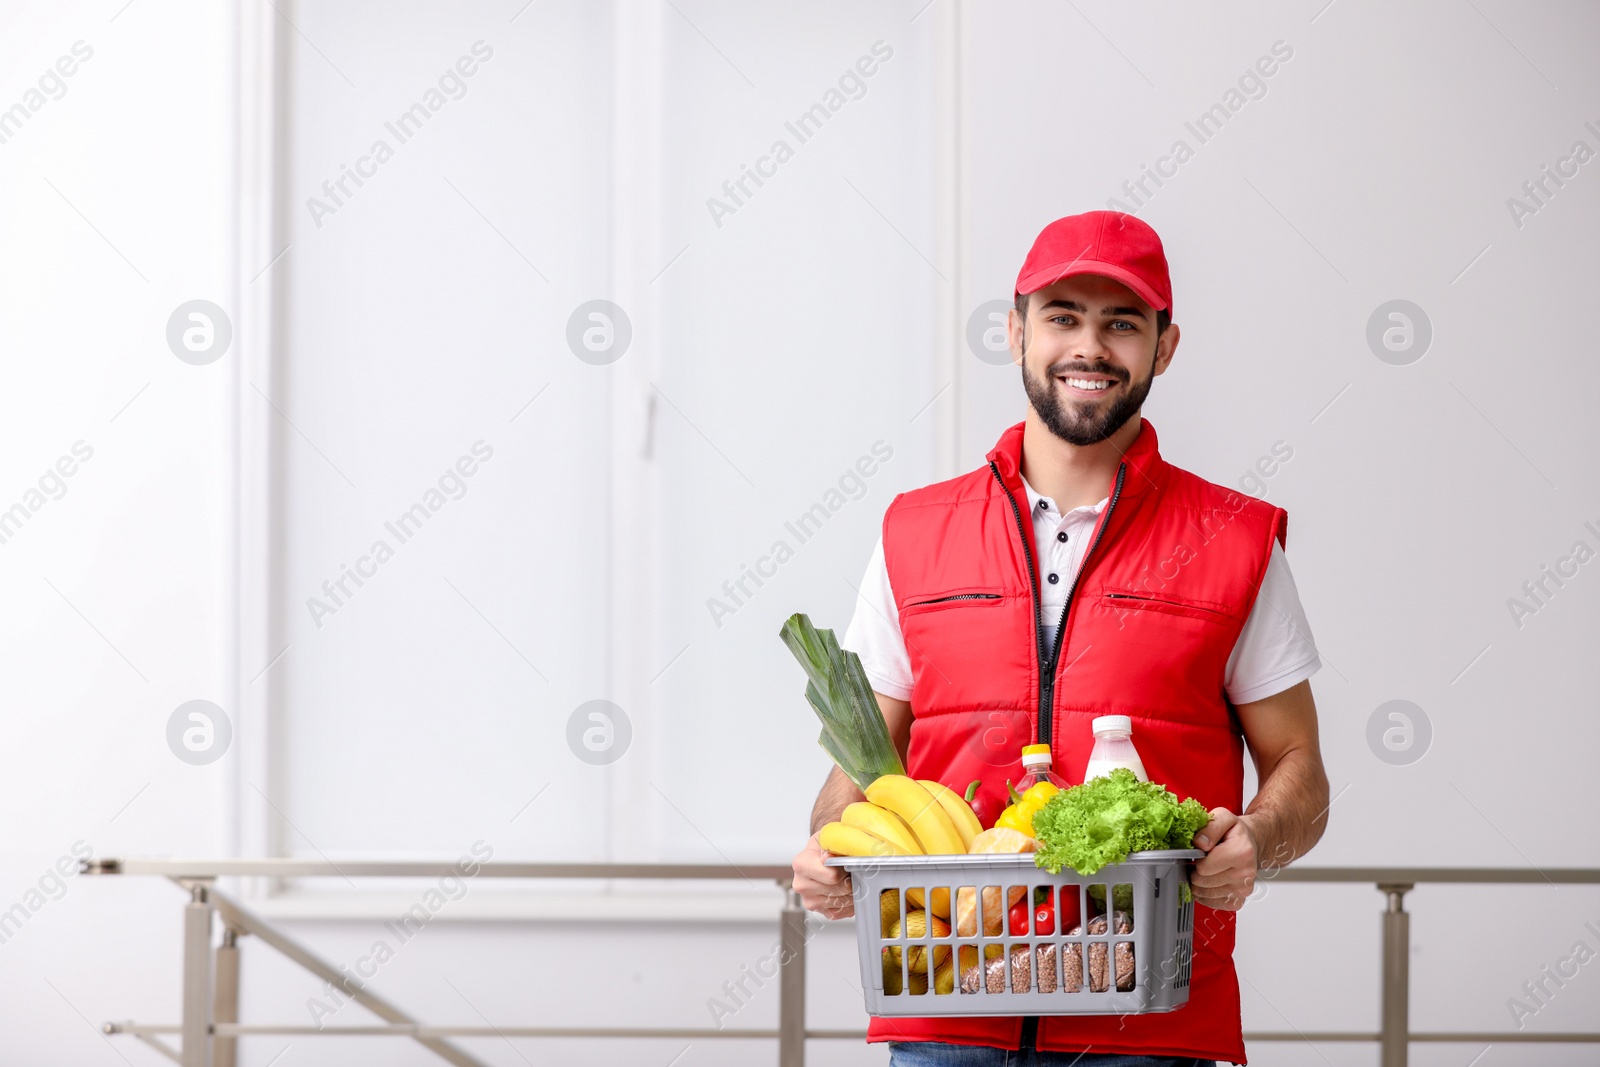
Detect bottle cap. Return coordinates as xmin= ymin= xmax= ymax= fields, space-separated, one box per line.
xmin=1020 ymin=743 xmax=1052 ymax=766
xmin=1092 ymin=715 xmax=1133 ymax=736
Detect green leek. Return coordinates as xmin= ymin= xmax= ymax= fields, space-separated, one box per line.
xmin=779 ymin=612 xmax=905 ymax=792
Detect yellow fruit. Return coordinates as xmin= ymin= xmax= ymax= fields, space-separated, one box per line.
xmin=1021 ymin=781 xmax=1060 ymax=806
xmin=906 ymin=885 xmax=951 ymax=920
xmin=865 ymin=776 xmax=965 ymax=855
xmin=935 ymin=954 xmax=956 ymax=994
xmin=842 ymin=803 xmax=923 ymax=856
xmin=958 ymin=943 xmax=1005 ymax=968
xmin=911 ymin=953 xmax=956 ymax=995
xmin=879 ymin=890 xmax=901 ymax=935
xmin=968 ymin=827 xmax=1039 ymax=854
xmin=886 ymin=909 xmax=951 ymax=973
xmin=882 ymin=947 xmax=903 ymax=994
xmin=817 ymin=822 xmax=910 ymax=858
xmin=917 ymin=780 xmax=983 ymax=850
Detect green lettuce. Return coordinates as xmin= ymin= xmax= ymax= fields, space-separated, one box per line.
xmin=1031 ymin=768 xmax=1211 ymax=876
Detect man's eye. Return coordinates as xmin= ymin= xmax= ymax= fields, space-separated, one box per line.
xmin=1111 ymin=321 xmax=1135 ymax=331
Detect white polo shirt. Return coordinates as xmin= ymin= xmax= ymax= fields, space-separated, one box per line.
xmin=843 ymin=473 xmax=1321 ymax=706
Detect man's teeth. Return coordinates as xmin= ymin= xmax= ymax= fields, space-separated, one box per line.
xmin=1063 ymin=377 xmax=1110 ymax=390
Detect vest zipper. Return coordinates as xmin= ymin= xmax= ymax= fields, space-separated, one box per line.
xmin=909 ymin=593 xmax=1002 ymax=606
xmin=1040 ymin=463 xmax=1126 ymax=746
xmin=989 ymin=460 xmax=1127 ymax=750
xmin=989 ymin=460 xmax=1047 ymax=742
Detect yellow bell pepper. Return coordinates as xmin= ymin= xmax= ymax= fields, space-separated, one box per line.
xmin=995 ymin=798 xmax=1043 ymax=837
xmin=1021 ymin=781 xmax=1060 ymax=806
xmin=994 ymin=781 xmax=1060 ymax=837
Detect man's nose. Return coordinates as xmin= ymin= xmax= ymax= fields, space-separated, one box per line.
xmin=1071 ymin=330 xmax=1111 ymax=362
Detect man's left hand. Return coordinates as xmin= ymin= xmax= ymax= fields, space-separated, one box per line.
xmin=1190 ymin=808 xmax=1259 ymax=911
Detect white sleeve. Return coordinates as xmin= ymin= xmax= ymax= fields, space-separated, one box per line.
xmin=1224 ymin=539 xmax=1322 ymax=705
xmin=841 ymin=536 xmax=915 ymax=702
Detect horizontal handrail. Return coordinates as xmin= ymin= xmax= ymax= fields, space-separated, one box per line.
xmin=82 ymin=858 xmax=796 ymax=880
xmin=101 ymin=1022 xmax=1600 ymax=1043
xmin=85 ymin=858 xmax=1600 ymax=1067
xmin=81 ymin=858 xmax=1600 ymax=883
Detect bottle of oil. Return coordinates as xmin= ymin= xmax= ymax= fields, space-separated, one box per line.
xmin=1016 ymin=743 xmax=1067 ymax=792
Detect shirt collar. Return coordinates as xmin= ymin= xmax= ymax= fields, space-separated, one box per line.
xmin=987 ymin=417 xmax=1166 ymax=505
xmin=1020 ymin=473 xmax=1108 ymax=518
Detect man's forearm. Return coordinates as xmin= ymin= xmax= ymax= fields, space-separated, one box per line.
xmin=810 ymin=767 xmax=866 ymax=833
xmin=1239 ymin=747 xmax=1329 ymax=868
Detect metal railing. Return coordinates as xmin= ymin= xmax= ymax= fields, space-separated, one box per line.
xmin=81 ymin=858 xmax=1600 ymax=1067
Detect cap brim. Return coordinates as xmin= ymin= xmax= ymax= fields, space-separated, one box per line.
xmin=1015 ymin=259 xmax=1167 ymax=312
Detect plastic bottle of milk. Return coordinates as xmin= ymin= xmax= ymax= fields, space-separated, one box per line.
xmin=1083 ymin=715 xmax=1148 ymax=782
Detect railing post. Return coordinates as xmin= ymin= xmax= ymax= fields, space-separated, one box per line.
xmin=1378 ymin=883 xmax=1412 ymax=1067
xmin=778 ymin=885 xmax=807 ymax=1067
xmin=182 ymin=882 xmax=215 ymax=1067
xmin=213 ymin=926 xmax=241 ymax=1067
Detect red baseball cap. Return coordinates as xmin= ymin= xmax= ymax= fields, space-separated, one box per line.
xmin=1014 ymin=210 xmax=1172 ymax=314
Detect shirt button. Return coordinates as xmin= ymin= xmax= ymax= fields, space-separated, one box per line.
xmin=1047 ymin=572 xmax=1059 ymax=584
xmin=1057 ymin=531 xmax=1068 ymax=542
xmin=1038 ymin=499 xmax=1050 ymax=510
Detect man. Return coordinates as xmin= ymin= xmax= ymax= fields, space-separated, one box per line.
xmin=791 ymin=210 xmax=1330 ymax=1066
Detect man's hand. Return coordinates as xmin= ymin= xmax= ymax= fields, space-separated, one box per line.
xmin=791 ymin=832 xmax=855 ymax=919
xmin=1190 ymin=807 xmax=1259 ymax=912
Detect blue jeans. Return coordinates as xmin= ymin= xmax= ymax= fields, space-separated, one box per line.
xmin=888 ymin=1045 xmax=1214 ymax=1067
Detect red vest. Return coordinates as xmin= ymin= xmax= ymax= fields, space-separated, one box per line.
xmin=868 ymin=418 xmax=1285 ymax=1065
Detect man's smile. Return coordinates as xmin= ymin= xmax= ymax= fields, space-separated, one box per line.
xmin=1053 ymin=370 xmax=1123 ymax=398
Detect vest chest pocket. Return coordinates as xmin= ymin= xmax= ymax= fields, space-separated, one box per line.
xmin=899 ymin=589 xmax=1026 ymax=705
xmin=1100 ymin=589 xmax=1234 ymax=625
xmin=902 ymin=590 xmax=1005 ymax=616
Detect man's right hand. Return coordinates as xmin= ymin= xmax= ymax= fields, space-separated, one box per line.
xmin=791 ymin=832 xmax=854 ymax=919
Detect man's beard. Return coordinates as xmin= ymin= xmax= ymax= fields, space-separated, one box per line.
xmin=1021 ymin=350 xmax=1154 ymax=446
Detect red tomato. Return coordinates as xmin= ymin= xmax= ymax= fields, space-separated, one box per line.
xmin=1058 ymin=886 xmax=1081 ymax=932
xmin=1008 ymin=898 xmax=1031 ymax=937
xmin=1033 ymin=898 xmax=1056 ymax=936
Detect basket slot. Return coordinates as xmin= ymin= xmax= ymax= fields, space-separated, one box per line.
xmin=955 ymin=944 xmax=977 ymax=994
xmin=1059 ymin=883 xmax=1083 ymax=933
xmin=1006 ymin=943 xmax=1031 ymax=992
xmin=880 ymin=946 xmax=906 ymax=996
xmin=907 ymin=946 xmax=928 ymax=996
xmin=1061 ymin=939 xmax=1084 ymax=994
xmin=1034 ymin=942 xmax=1059 ymax=993
xmin=877 ymin=889 xmax=901 ymax=941
xmin=1027 ymin=884 xmax=1050 ymax=937
xmin=1088 ymin=883 xmax=1108 ymax=921
xmin=953 ymin=886 xmax=978 ymax=937
xmin=1114 ymin=882 xmax=1134 ymax=930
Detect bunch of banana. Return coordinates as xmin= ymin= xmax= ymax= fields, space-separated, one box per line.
xmin=865 ymin=776 xmax=980 ymax=853
xmin=816 ymin=775 xmax=982 ymax=859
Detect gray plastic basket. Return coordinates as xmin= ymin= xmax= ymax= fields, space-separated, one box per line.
xmin=824 ymin=850 xmax=1201 ymax=1016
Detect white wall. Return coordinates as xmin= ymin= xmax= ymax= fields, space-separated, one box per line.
xmin=0 ymin=1 xmax=1596 ymax=1064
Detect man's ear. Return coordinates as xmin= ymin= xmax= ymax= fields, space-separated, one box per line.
xmin=1008 ymin=307 xmax=1026 ymax=366
xmin=1152 ymin=322 xmax=1180 ymax=376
